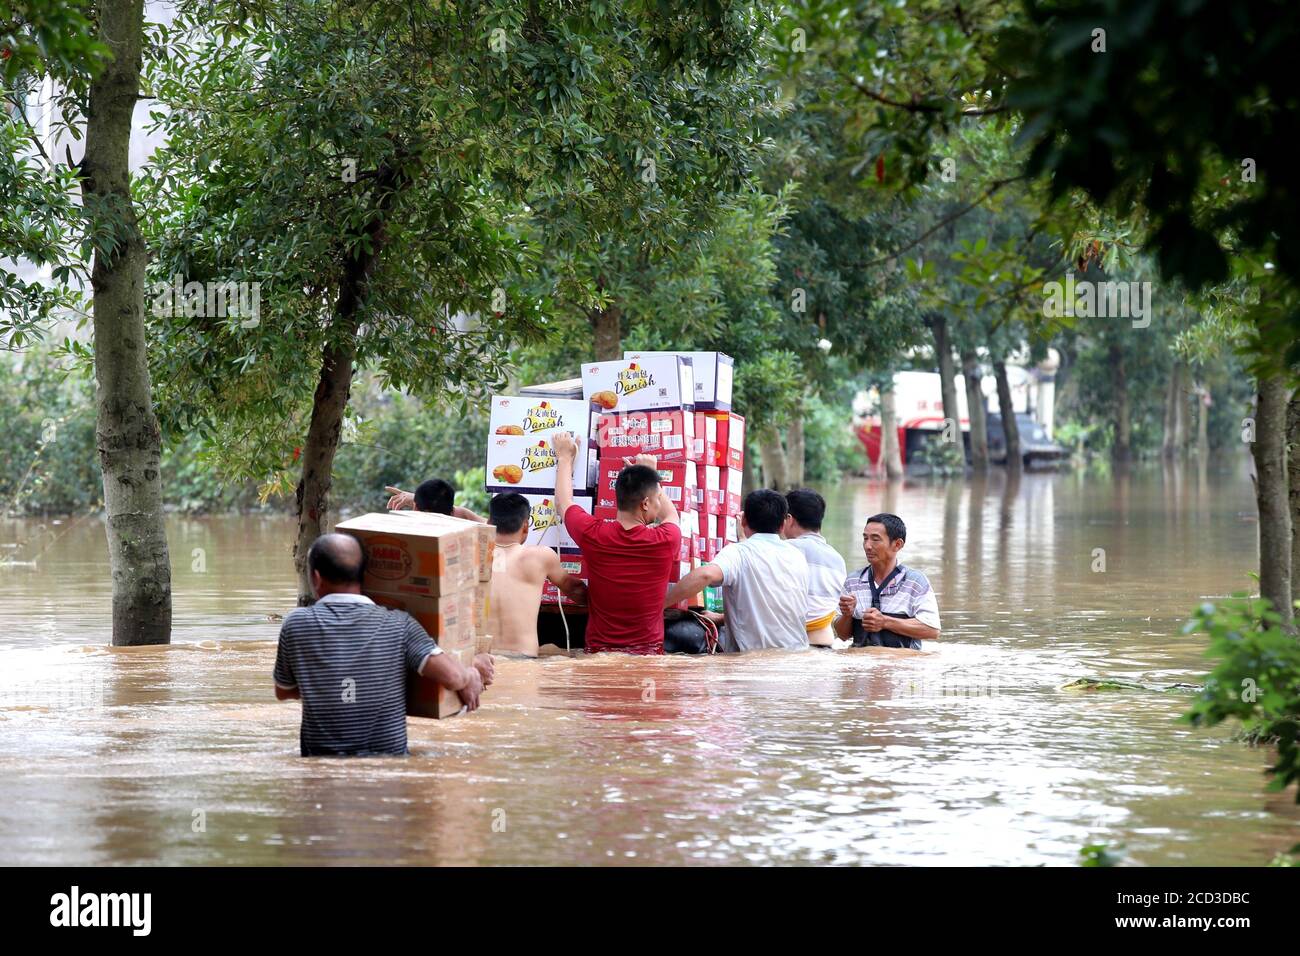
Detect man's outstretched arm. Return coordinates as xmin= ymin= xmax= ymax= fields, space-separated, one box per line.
xmin=664 ymin=563 xmax=723 ymax=608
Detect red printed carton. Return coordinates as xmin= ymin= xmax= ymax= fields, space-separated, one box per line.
xmin=596 ymin=459 xmax=696 ymax=513
xmin=596 ymin=409 xmax=700 ymax=462
xmin=703 ymin=412 xmax=745 ymax=471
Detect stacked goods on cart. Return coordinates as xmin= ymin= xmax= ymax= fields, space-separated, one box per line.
xmin=335 ymin=511 xmax=494 ymax=718
xmin=481 ymin=388 xmax=597 ymax=606
xmin=620 ymin=351 xmax=744 ymax=615
xmin=480 ymin=351 xmax=744 ymax=616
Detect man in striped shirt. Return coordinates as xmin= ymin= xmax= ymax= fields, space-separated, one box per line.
xmin=782 ymin=489 xmax=847 ymax=648
xmin=273 ymin=533 xmax=494 ymax=757
xmin=834 ymin=513 xmax=940 ymax=650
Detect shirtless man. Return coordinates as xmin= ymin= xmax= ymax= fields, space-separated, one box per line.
xmin=488 ymin=492 xmax=588 ymax=657
xmin=384 ymin=479 xmax=486 ymax=522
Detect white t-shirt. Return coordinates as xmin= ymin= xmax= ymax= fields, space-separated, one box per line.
xmin=787 ymin=532 xmax=847 ymax=625
xmin=710 ymin=533 xmax=810 ymax=652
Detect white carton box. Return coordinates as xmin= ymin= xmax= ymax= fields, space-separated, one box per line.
xmin=488 ymin=395 xmax=598 ymax=441
xmin=624 ymin=351 xmax=733 ymax=411
xmin=485 ymin=431 xmax=597 ymax=494
xmin=516 ymin=492 xmax=591 ymax=552
xmin=581 ymin=355 xmax=695 ymax=414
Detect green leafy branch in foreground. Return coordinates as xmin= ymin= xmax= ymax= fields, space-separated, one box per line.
xmin=1182 ymin=595 xmax=1300 ymax=803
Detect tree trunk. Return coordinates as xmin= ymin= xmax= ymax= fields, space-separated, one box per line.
xmin=83 ymin=0 xmax=171 ymax=646
xmin=961 ymin=350 xmax=988 ymax=471
xmin=590 ymin=304 xmax=623 ymax=361
xmin=786 ymin=409 xmax=805 ymax=487
xmin=1287 ymin=389 xmax=1300 ymax=604
xmin=1253 ymin=375 xmax=1292 ymax=626
xmin=880 ymin=382 xmax=903 ymax=479
xmin=1170 ymin=366 xmax=1180 ymax=455
xmin=292 ymin=162 xmax=402 ymax=603
xmin=930 ymin=313 xmax=960 ymax=435
xmin=993 ymin=358 xmax=1021 ymax=471
xmin=293 ymin=337 xmax=358 ymax=604
xmin=758 ymin=430 xmax=789 ymax=490
xmin=1196 ymin=383 xmax=1210 ymax=461
xmin=1110 ymin=342 xmax=1132 ymax=465
xmin=1169 ymin=361 xmax=1189 ymax=456
xmin=742 ymin=441 xmax=759 ymax=496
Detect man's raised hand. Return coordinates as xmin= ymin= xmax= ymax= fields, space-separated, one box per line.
xmin=552 ymin=431 xmax=580 ymax=461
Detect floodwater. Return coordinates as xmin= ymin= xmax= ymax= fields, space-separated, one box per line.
xmin=0 ymin=464 xmax=1296 ymax=866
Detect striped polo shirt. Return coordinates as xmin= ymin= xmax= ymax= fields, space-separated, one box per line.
xmin=273 ymin=593 xmax=441 ymax=757
xmin=787 ymin=532 xmax=847 ymax=625
xmin=841 ymin=563 xmax=941 ymax=631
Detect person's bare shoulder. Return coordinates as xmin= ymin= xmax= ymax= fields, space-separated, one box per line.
xmin=518 ymin=545 xmax=562 ymax=585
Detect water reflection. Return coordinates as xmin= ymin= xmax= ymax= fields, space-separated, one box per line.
xmin=0 ymin=465 xmax=1297 ymax=865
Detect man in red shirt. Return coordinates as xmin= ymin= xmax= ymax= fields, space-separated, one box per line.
xmin=553 ymin=432 xmax=680 ymax=655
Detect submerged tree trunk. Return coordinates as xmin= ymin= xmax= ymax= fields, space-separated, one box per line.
xmin=589 ymin=303 xmax=623 ymax=361
xmin=993 ymin=358 xmax=1020 ymax=471
xmin=961 ymin=350 xmax=988 ymax=471
xmin=1110 ymin=343 xmax=1132 ymax=465
xmin=293 ymin=338 xmax=358 ymax=604
xmin=758 ymin=430 xmax=789 ymax=490
xmin=1161 ymin=364 xmax=1178 ymax=458
xmin=1173 ymin=363 xmax=1189 ymax=454
xmin=1287 ymin=390 xmax=1300 ymax=604
xmin=292 ymin=163 xmax=402 ymax=603
xmin=1253 ymin=375 xmax=1292 ymax=627
xmin=930 ymin=313 xmax=960 ymax=436
xmin=787 ymin=409 xmax=805 ymax=487
xmin=83 ymin=0 xmax=171 ymax=645
xmin=1195 ymin=383 xmax=1210 ymax=461
xmin=880 ymin=382 xmax=903 ymax=479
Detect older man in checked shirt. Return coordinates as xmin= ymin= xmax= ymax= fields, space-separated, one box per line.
xmin=834 ymin=513 xmax=941 ymax=650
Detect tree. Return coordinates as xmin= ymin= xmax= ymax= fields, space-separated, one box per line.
xmin=81 ymin=0 xmax=173 ymax=643
xmin=142 ymin=0 xmax=780 ymax=602
xmin=1 ymin=1 xmax=105 ymax=335
xmin=1008 ymin=0 xmax=1300 ymax=611
xmin=3 ymin=0 xmax=173 ymax=644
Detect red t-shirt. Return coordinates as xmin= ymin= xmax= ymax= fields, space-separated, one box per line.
xmin=564 ymin=505 xmax=680 ymax=655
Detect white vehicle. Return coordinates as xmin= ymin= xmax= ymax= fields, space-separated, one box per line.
xmin=854 ymin=367 xmax=1051 ymax=468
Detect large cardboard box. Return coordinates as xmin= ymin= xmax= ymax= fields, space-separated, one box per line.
xmin=484 ymin=431 xmax=597 ymax=494
xmin=720 ymin=466 xmax=743 ymax=516
xmin=336 ymin=512 xmax=479 ymax=598
xmin=370 ymin=590 xmax=477 ymax=648
xmin=518 ymin=378 xmax=583 ymax=400
xmin=386 ymin=510 xmax=494 ymax=583
xmin=406 ymin=643 xmax=476 ymax=719
xmin=699 ymin=465 xmax=741 ymax=516
xmin=694 ymin=412 xmax=718 ymax=465
xmin=595 ymin=409 xmax=700 ymax=461
xmin=704 ymin=412 xmax=745 ymax=471
xmin=489 ymin=394 xmax=597 ymax=442
xmin=596 ymin=459 xmax=696 ymax=512
xmin=515 ymin=492 xmax=591 ymax=552
xmin=582 ymin=356 xmax=695 ymax=414
xmin=625 ymin=350 xmax=733 ymax=411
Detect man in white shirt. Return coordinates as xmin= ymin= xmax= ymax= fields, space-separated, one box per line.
xmin=664 ymin=489 xmax=810 ymax=652
xmin=782 ymin=488 xmax=848 ymax=648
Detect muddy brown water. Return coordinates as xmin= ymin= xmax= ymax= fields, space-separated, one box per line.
xmin=0 ymin=465 xmax=1296 ymax=865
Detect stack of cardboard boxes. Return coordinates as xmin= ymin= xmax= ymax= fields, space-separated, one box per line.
xmin=481 ymin=389 xmax=599 ymax=605
xmin=335 ymin=511 xmax=494 ymax=718
xmin=587 ymin=351 xmax=745 ymax=610
xmin=479 ymin=352 xmax=744 ymax=615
